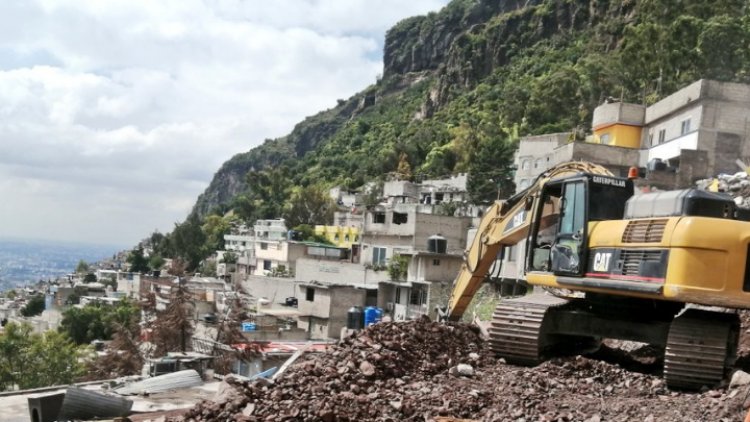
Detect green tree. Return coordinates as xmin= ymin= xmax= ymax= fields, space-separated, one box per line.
xmin=83 ymin=273 xmax=97 ymax=283
xmin=149 ymin=254 xmax=165 ymax=271
xmin=222 ymin=251 xmax=238 ymax=265
xmin=0 ymin=323 xmax=84 ymax=390
xmin=283 ymin=185 xmax=335 ymax=228
xmin=171 ymin=216 xmax=208 ymax=271
xmin=387 ymin=254 xmax=410 ymax=281
xmin=75 ymin=260 xmax=90 ymax=274
xmin=59 ymin=300 xmax=140 ymax=345
xmin=25 ymin=331 xmax=85 ymax=388
xmin=202 ymin=214 xmax=233 ymax=252
xmin=21 ymin=295 xmax=45 ymax=317
xmin=234 ymin=167 xmax=291 ymax=223
xmin=127 ymin=247 xmax=150 ymax=274
xmin=467 ymin=136 xmax=516 ymax=203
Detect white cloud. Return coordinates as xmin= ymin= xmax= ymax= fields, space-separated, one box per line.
xmin=0 ymin=0 xmax=448 ymax=246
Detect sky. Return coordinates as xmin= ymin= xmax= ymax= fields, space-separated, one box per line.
xmin=0 ymin=0 xmax=449 ymax=247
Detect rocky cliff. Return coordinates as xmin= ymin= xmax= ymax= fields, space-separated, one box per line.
xmin=191 ymin=0 xmax=750 ymax=221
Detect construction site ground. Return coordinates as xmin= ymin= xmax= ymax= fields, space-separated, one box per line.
xmin=174 ymin=313 xmax=750 ymax=422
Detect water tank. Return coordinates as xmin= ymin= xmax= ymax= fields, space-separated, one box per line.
xmin=647 ymin=158 xmax=667 ymax=172
xmin=427 ymin=235 xmax=447 ymax=253
xmin=346 ymin=306 xmax=363 ymax=330
xmin=241 ymin=322 xmax=257 ymax=332
xmin=364 ymin=306 xmax=382 ymax=327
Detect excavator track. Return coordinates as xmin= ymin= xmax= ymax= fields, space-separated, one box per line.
xmin=488 ymin=294 xmax=568 ymax=365
xmin=664 ymin=309 xmax=740 ymax=390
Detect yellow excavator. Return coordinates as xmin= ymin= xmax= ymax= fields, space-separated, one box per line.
xmin=444 ymin=161 xmax=750 ymax=389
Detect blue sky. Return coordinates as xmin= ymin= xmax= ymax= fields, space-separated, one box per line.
xmin=0 ymin=0 xmax=449 ymax=245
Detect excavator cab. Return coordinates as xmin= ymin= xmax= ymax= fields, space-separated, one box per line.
xmin=527 ymin=174 xmax=633 ymax=277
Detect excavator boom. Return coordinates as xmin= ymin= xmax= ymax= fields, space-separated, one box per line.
xmin=446 ymin=161 xmax=614 ymax=320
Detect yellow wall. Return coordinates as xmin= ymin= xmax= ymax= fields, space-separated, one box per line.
xmin=314 ymin=225 xmax=360 ymax=248
xmin=591 ymin=124 xmax=642 ymax=149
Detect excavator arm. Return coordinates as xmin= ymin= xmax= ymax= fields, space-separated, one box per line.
xmin=445 ymin=161 xmax=614 ymax=321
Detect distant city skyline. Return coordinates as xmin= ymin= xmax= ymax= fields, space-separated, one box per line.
xmin=0 ymin=0 xmax=449 ymax=245
xmin=0 ymin=238 xmax=120 ymax=288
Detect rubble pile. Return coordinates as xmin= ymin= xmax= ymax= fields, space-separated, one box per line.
xmin=181 ymin=317 xmax=492 ymax=421
xmin=696 ymin=172 xmax=750 ymax=207
xmin=177 ymin=318 xmax=750 ymax=422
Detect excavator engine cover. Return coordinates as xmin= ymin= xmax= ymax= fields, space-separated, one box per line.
xmin=624 ymin=189 xmax=736 ymax=219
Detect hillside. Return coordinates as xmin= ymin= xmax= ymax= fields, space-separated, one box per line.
xmin=174 ymin=0 xmax=750 ymax=263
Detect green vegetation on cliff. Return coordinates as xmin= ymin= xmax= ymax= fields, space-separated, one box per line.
xmin=160 ymin=0 xmax=750 ymax=270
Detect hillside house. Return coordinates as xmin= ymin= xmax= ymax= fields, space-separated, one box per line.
xmin=296 ymin=281 xmax=376 ymax=339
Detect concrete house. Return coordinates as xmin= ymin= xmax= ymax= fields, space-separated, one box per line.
xmin=295 ymin=281 xmax=376 ymax=339
xmin=224 ymin=225 xmax=256 ymax=278
xmin=361 ymin=205 xmax=471 ymax=267
xmin=377 ymin=250 xmax=462 ymax=321
xmin=515 ymin=79 xmax=750 ymax=191
xmin=253 ymin=240 xmax=307 ymax=277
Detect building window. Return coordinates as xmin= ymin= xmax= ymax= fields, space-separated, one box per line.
xmin=373 ymin=212 xmax=386 ymax=224
xmin=306 ymin=287 xmax=315 ymax=302
xmin=260 ymin=242 xmax=268 ymax=250
xmin=344 ymin=234 xmax=350 ymax=242
xmin=681 ymin=119 xmax=691 ymax=135
xmin=649 ymin=134 xmax=654 ymax=146
xmin=395 ymin=287 xmax=401 ymax=304
xmin=263 ymin=260 xmax=271 ymax=271
xmin=435 ymin=193 xmax=444 ymax=204
xmin=658 ymin=129 xmax=666 ymax=144
xmin=432 ymin=259 xmax=440 ymax=266
xmin=534 ymin=158 xmax=542 ymax=169
xmin=410 ymin=286 xmax=428 ymax=306
xmin=521 ymin=159 xmax=530 ymax=170
xmin=372 ymin=247 xmax=387 ymax=265
xmin=600 ymin=133 xmax=611 ymax=145
xmin=519 ymin=179 xmax=529 ymax=190
xmin=392 ymin=212 xmax=408 ymax=225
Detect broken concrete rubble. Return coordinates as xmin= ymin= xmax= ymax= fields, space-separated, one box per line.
xmin=173 ymin=317 xmax=750 ymax=421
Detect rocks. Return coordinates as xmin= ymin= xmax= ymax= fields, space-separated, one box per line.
xmin=358 ymin=361 xmax=375 ymax=377
xmin=176 ymin=317 xmax=750 ymax=422
xmin=450 ymin=364 xmax=474 ymax=377
xmin=732 ymin=371 xmax=750 ymax=388
xmin=697 ymin=172 xmax=750 ymax=209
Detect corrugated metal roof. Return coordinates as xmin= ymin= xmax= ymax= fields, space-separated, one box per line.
xmin=114 ymin=370 xmax=202 ymax=396
xmin=58 ymin=387 xmax=133 ymax=420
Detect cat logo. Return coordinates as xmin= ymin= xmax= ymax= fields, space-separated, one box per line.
xmin=592 ymin=252 xmax=612 ymax=272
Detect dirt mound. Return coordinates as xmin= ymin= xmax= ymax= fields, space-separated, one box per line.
xmin=178 ymin=318 xmax=750 ymax=422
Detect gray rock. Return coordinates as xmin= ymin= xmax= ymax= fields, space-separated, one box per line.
xmin=450 ymin=363 xmax=474 ymax=377
xmin=730 ymin=370 xmax=750 ymax=388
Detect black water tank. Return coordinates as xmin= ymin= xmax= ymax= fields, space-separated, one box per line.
xmin=427 ymin=235 xmax=447 ymax=253
xmin=347 ymin=306 xmax=363 ymax=330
